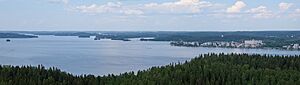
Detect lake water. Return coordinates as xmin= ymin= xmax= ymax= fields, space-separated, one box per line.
xmin=0 ymin=35 xmax=299 ymax=75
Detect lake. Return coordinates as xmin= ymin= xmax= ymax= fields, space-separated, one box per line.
xmin=0 ymin=35 xmax=299 ymax=75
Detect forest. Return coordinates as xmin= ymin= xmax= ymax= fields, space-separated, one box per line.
xmin=91 ymin=31 xmax=300 ymax=47
xmin=0 ymin=53 xmax=300 ymax=85
xmin=6 ymin=31 xmax=300 ymax=47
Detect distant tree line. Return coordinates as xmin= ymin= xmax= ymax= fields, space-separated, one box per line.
xmin=0 ymin=53 xmax=300 ymax=85
xmin=0 ymin=33 xmax=37 ymax=38
xmin=7 ymin=31 xmax=300 ymax=47
xmin=92 ymin=31 xmax=300 ymax=47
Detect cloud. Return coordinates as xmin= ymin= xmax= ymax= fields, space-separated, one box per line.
xmin=295 ymin=9 xmax=300 ymax=13
xmin=289 ymin=9 xmax=300 ymax=17
xmin=279 ymin=2 xmax=293 ymax=11
xmin=48 ymin=0 xmax=68 ymax=4
xmin=122 ymin=9 xmax=144 ymax=15
xmin=75 ymin=2 xmax=144 ymax=15
xmin=72 ymin=0 xmax=295 ymax=19
xmin=226 ymin=1 xmax=246 ymax=13
xmin=144 ymin=0 xmax=213 ymax=14
xmin=75 ymin=2 xmax=122 ymax=14
xmin=75 ymin=0 xmax=214 ymax=15
xmin=247 ymin=6 xmax=275 ymax=19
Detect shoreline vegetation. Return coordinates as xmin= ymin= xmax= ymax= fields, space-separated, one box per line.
xmin=0 ymin=33 xmax=38 ymax=38
xmin=169 ymin=41 xmax=300 ymax=51
xmin=2 ymin=31 xmax=300 ymax=50
xmin=0 ymin=53 xmax=300 ymax=85
xmin=90 ymin=31 xmax=300 ymax=50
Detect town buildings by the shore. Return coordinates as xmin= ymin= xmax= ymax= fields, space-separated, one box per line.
xmin=171 ymin=40 xmax=265 ymax=48
xmin=283 ymin=44 xmax=300 ymax=50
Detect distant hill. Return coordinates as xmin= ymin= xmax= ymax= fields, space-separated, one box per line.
xmin=0 ymin=53 xmax=299 ymax=85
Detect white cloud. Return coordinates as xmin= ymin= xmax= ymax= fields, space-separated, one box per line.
xmin=247 ymin=6 xmax=275 ymax=19
xmin=75 ymin=0 xmax=214 ymax=15
xmin=75 ymin=2 xmax=143 ymax=15
xmin=141 ymin=0 xmax=213 ymax=13
xmin=73 ymin=0 xmax=295 ymax=19
xmin=295 ymin=9 xmax=300 ymax=13
xmin=279 ymin=2 xmax=293 ymax=11
xmin=122 ymin=9 xmax=144 ymax=15
xmin=76 ymin=2 xmax=122 ymax=14
xmin=289 ymin=9 xmax=300 ymax=17
xmin=48 ymin=0 xmax=68 ymax=4
xmin=226 ymin=1 xmax=246 ymax=13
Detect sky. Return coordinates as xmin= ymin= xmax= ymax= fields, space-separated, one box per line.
xmin=0 ymin=0 xmax=299 ymax=31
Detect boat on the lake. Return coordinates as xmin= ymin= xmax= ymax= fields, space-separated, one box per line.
xmin=6 ymin=39 xmax=11 ymax=42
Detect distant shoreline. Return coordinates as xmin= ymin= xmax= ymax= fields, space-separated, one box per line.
xmin=0 ymin=33 xmax=38 ymax=38
xmin=170 ymin=45 xmax=300 ymax=51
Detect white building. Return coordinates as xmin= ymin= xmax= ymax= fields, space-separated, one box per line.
xmin=293 ymin=44 xmax=299 ymax=49
xmin=244 ymin=40 xmax=264 ymax=48
xmin=244 ymin=40 xmax=263 ymax=45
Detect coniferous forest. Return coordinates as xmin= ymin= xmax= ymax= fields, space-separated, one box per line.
xmin=0 ymin=53 xmax=300 ymax=85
